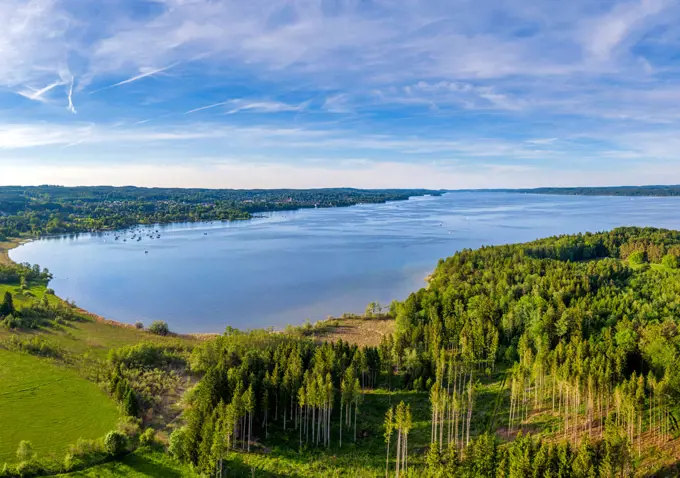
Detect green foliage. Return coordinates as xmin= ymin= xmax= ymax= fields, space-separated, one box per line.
xmin=168 ymin=428 xmax=189 ymax=462
xmin=138 ymin=428 xmax=155 ymax=447
xmin=122 ymin=390 xmax=139 ymax=418
xmin=0 ymin=263 xmax=51 ymax=285
xmin=146 ymin=321 xmax=170 ymax=336
xmin=108 ymin=341 xmax=187 ymax=368
xmin=3 ymin=335 xmax=66 ymax=359
xmin=0 ymin=291 xmax=15 ymax=317
xmin=628 ymin=250 xmax=646 ymax=264
xmin=57 ymin=448 xmax=196 ymax=477
xmin=662 ymin=253 xmax=678 ymax=269
xmin=103 ymin=431 xmax=127 ymax=456
xmin=0 ymin=186 xmax=440 ymax=239
xmin=15 ymin=441 xmax=34 ymax=463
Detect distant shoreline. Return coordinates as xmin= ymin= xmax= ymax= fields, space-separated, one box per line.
xmin=454 ymin=185 xmax=680 ymax=197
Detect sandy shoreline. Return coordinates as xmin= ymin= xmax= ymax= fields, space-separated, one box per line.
xmin=0 ymin=237 xmax=31 ymax=265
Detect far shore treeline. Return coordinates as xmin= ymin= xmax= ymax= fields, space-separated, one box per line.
xmin=0 ymin=186 xmax=443 ymax=240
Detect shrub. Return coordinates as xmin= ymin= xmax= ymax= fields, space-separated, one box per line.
xmin=139 ymin=428 xmax=156 ymax=447
xmin=2 ymin=314 xmax=21 ymax=329
xmin=45 ymin=288 xmax=55 ymax=295
xmin=147 ymin=320 xmax=170 ymax=336
xmin=103 ymin=430 xmax=126 ymax=456
xmin=62 ymin=452 xmax=81 ymax=473
xmin=134 ymin=321 xmax=144 ymax=329
xmin=14 ymin=461 xmax=38 ymax=477
xmin=168 ymin=428 xmax=188 ymax=462
xmin=16 ymin=441 xmax=34 ymax=462
xmin=108 ymin=341 xmax=187 ymax=368
xmin=123 ymin=389 xmax=139 ymax=417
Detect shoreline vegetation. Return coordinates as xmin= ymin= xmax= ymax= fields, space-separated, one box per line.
xmin=0 ymin=186 xmax=442 ymax=241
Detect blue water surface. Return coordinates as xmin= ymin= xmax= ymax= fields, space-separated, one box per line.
xmin=10 ymin=192 xmax=680 ymax=333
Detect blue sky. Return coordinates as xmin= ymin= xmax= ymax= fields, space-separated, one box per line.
xmin=1 ymin=0 xmax=680 ymax=188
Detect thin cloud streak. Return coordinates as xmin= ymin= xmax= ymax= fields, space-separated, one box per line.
xmin=67 ymin=77 xmax=76 ymax=114
xmin=17 ymin=80 xmax=65 ymax=102
xmin=89 ymin=64 xmax=178 ymax=94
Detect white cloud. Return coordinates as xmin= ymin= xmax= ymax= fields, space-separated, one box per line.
xmin=582 ymin=0 xmax=671 ymax=62
xmin=0 ymin=0 xmax=680 ymax=190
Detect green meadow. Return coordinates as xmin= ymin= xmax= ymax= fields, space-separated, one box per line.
xmin=56 ymin=448 xmax=195 ymax=478
xmin=0 ymin=348 xmax=119 ymax=463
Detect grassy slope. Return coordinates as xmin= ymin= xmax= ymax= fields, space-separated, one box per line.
xmin=0 ymin=278 xmax=199 ymax=470
xmin=0 ymin=348 xmax=119 ymax=463
xmin=57 ymin=448 xmax=196 ymax=478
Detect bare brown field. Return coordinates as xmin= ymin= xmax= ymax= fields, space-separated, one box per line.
xmin=310 ymin=317 xmax=395 ymax=347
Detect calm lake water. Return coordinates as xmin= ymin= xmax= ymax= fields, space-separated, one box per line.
xmin=11 ymin=192 xmax=680 ymax=333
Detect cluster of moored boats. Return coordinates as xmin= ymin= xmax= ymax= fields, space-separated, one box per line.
xmin=102 ymin=228 xmax=163 ymax=253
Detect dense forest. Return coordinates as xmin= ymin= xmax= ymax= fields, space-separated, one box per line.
xmin=0 ymin=186 xmax=441 ymax=239
xmin=157 ymin=226 xmax=680 ymax=476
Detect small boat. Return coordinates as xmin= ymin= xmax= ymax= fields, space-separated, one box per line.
xmin=145 ymin=251 xmax=148 ymax=254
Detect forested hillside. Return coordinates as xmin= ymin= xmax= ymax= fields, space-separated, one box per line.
xmin=0 ymin=186 xmax=440 ymax=239
xmin=162 ymin=227 xmax=680 ymax=476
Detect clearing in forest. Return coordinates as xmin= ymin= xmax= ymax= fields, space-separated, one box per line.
xmin=310 ymin=318 xmax=395 ymax=347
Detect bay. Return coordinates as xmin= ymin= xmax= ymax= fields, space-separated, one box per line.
xmin=10 ymin=192 xmax=680 ymax=333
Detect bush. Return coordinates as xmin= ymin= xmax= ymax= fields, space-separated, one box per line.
xmin=662 ymin=253 xmax=678 ymax=269
xmin=16 ymin=441 xmax=34 ymax=462
xmin=139 ymin=428 xmax=156 ymax=447
xmin=123 ymin=390 xmax=139 ymax=417
xmin=103 ymin=430 xmax=126 ymax=456
xmin=2 ymin=314 xmax=21 ymax=329
xmin=168 ymin=428 xmax=188 ymax=462
xmin=134 ymin=321 xmax=144 ymax=329
xmin=14 ymin=461 xmax=39 ymax=477
xmin=108 ymin=341 xmax=187 ymax=368
xmin=45 ymin=288 xmax=55 ymax=295
xmin=147 ymin=320 xmax=170 ymax=336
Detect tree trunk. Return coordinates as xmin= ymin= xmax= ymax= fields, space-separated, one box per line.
xmin=395 ymin=430 xmax=401 ymax=478
xmin=385 ymin=436 xmax=390 ymax=478
xmin=339 ymin=402 xmax=343 ymax=447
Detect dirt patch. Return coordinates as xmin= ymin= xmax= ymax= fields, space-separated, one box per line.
xmin=311 ymin=318 xmax=395 ymax=347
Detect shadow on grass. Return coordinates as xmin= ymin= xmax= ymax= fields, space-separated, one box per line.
xmin=119 ymin=452 xmax=184 ymax=478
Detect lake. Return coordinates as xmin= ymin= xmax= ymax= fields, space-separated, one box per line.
xmin=10 ymin=192 xmax=680 ymax=333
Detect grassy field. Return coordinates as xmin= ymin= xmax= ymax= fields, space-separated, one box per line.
xmin=0 ymin=272 xmax=199 ymax=470
xmin=0 ymin=348 xmax=120 ymax=464
xmin=57 ymin=448 xmax=196 ymax=477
